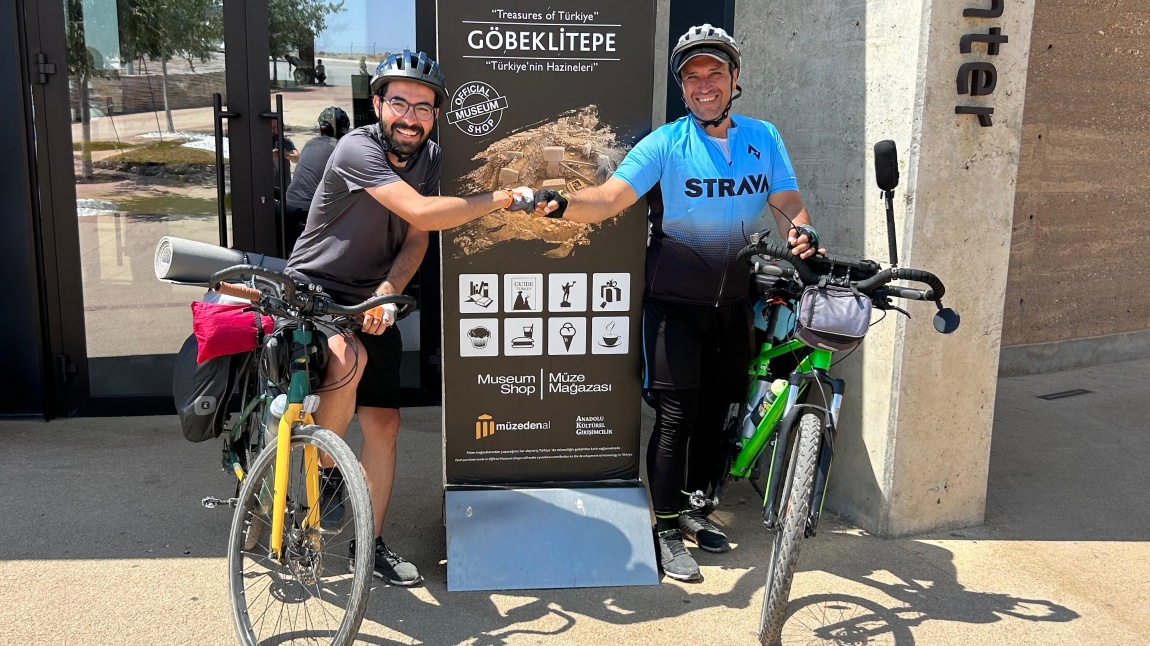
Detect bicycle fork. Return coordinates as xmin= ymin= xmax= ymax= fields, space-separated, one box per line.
xmin=267 ymin=329 xmax=322 ymax=562
xmin=761 ymin=363 xmax=844 ymax=534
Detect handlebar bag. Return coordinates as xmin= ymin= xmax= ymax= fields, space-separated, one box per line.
xmin=172 ymin=333 xmax=243 ymax=443
xmin=794 ymin=285 xmax=873 ymax=353
xmin=191 ymin=301 xmax=273 ymax=363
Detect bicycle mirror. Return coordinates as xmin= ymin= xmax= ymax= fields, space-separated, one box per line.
xmin=933 ymin=307 xmax=960 ymax=334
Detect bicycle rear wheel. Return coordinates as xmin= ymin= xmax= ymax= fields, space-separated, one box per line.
xmin=759 ymin=412 xmax=822 ymax=645
xmin=227 ymin=425 xmax=374 ymax=646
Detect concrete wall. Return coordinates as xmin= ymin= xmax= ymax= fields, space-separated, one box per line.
xmin=1000 ymin=0 xmax=1150 ymax=354
xmin=734 ymin=0 xmax=1036 ymax=536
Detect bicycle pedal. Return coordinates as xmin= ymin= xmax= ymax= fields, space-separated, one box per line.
xmin=202 ymin=496 xmax=238 ymax=509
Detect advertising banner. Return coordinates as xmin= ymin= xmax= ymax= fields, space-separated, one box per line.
xmin=438 ymin=0 xmax=656 ymax=485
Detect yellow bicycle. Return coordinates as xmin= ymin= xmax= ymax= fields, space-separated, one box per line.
xmin=209 ymin=264 xmax=415 ymax=646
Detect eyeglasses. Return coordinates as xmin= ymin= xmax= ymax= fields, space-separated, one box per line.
xmin=383 ymin=97 xmax=435 ymax=122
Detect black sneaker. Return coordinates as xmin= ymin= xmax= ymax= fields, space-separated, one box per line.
xmin=349 ymin=538 xmax=423 ymax=587
xmin=680 ymin=510 xmax=731 ymax=553
xmin=318 ymin=467 xmax=345 ymax=531
xmin=655 ymin=529 xmax=702 ymax=582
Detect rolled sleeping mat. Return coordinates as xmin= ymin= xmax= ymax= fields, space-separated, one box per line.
xmin=154 ymin=236 xmax=287 ymax=285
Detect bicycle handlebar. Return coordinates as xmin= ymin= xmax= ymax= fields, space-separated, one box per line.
xmin=738 ymin=237 xmax=946 ymax=301
xmin=208 ymin=264 xmax=418 ymax=322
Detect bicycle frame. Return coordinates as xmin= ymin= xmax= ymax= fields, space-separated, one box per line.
xmin=728 ymin=336 xmax=845 ymax=534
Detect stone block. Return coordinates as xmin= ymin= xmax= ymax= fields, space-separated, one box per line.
xmin=499 ymin=167 xmax=519 ymax=185
xmin=546 ymin=161 xmax=563 ymax=179
xmin=541 ymin=179 xmax=567 ymax=191
xmin=543 ymin=146 xmax=565 ymax=162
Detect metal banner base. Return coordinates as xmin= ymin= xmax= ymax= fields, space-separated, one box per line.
xmin=445 ymin=484 xmax=659 ymax=591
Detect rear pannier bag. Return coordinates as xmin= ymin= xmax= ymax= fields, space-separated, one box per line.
xmin=794 ymin=285 xmax=873 ymax=353
xmin=172 ymin=333 xmax=244 ymax=443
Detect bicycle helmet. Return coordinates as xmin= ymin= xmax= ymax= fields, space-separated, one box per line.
xmin=370 ymin=50 xmax=448 ymax=107
xmin=670 ymin=24 xmax=741 ymax=84
xmin=317 ymin=106 xmax=350 ymax=138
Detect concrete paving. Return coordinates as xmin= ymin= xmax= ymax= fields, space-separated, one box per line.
xmin=2 ymin=358 xmax=1149 ymax=645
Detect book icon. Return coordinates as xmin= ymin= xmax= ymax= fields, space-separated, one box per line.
xmin=466 ymin=280 xmax=494 ymax=308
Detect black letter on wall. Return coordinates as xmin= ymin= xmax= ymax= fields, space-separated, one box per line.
xmin=960 ymin=28 xmax=1009 ymax=55
xmin=955 ymin=106 xmax=994 ymax=127
xmin=957 ymin=62 xmax=998 ymax=96
xmin=963 ymin=0 xmax=1004 ymax=18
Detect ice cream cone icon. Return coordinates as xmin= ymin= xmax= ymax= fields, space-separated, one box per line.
xmin=560 ymin=322 xmax=576 ymax=351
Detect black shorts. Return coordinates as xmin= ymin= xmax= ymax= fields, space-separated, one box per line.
xmin=354 ymin=325 xmax=403 ymax=409
xmin=641 ymin=297 xmax=754 ymax=393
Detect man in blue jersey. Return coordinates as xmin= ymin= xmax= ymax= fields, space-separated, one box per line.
xmin=531 ymin=25 xmax=823 ymax=581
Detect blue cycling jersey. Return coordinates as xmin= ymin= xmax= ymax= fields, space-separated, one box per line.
xmin=613 ymin=114 xmax=799 ymax=304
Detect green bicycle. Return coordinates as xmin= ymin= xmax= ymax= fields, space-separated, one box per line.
xmin=205 ymin=264 xmax=415 ymax=646
xmin=692 ymin=143 xmax=960 ymax=645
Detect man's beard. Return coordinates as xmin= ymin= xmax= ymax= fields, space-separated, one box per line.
xmin=381 ymin=121 xmax=427 ymax=156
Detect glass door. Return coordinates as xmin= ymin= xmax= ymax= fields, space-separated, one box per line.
xmin=25 ymin=0 xmax=432 ymax=414
xmin=62 ymin=0 xmax=232 ymax=397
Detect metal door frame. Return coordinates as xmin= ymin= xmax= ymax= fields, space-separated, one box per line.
xmin=20 ymin=0 xmax=275 ymax=416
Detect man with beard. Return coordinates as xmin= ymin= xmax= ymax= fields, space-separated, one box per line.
xmin=530 ymin=26 xmax=823 ymax=582
xmin=285 ymin=50 xmax=537 ymax=586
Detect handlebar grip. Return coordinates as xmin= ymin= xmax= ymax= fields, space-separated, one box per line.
xmin=740 ymin=241 xmax=822 ymax=285
xmin=883 ymin=285 xmax=929 ymax=301
xmin=209 ymin=264 xmax=295 ymax=299
xmin=856 ymin=268 xmax=946 ymax=300
xmin=216 ymin=282 xmax=262 ymax=302
xmin=897 ymin=268 xmax=945 ymax=300
xmin=320 ymin=294 xmax=418 ymax=319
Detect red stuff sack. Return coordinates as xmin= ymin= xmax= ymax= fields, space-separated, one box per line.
xmin=191 ymin=301 xmax=273 ymax=363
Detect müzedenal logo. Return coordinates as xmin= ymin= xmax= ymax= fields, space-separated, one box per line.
xmin=683 ymin=174 xmax=771 ymax=198
xmin=474 ymin=414 xmax=552 ymax=440
xmin=447 ymin=81 xmax=508 ymax=137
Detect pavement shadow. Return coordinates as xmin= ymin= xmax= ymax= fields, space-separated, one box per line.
xmin=353 ymin=553 xmax=770 ymax=645
xmin=771 ymin=524 xmax=1079 ymax=644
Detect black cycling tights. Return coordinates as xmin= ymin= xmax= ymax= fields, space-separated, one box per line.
xmin=646 ymin=386 xmax=733 ymax=522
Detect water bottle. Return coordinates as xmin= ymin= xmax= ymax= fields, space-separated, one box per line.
xmin=265 ymin=393 xmax=288 ymax=444
xmin=740 ymin=378 xmax=787 ymax=439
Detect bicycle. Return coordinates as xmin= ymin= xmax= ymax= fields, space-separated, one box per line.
xmin=690 ymin=144 xmax=961 ymax=646
xmin=203 ymin=263 xmax=416 ymax=646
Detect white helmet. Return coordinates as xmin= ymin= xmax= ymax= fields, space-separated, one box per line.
xmin=670 ymin=24 xmax=741 ymax=84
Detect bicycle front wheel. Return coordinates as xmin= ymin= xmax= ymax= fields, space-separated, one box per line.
xmin=759 ymin=412 xmax=822 ymax=645
xmin=227 ymin=424 xmax=374 ymax=646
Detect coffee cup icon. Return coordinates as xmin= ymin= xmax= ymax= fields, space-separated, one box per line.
xmin=598 ymin=320 xmax=621 ymax=348
xmin=467 ymin=326 xmax=491 ymax=349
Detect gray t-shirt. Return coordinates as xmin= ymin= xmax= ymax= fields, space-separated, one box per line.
xmin=285 ymin=124 xmax=441 ymax=304
xmin=285 ymin=135 xmax=338 ymax=212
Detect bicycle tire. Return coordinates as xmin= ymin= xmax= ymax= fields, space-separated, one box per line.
xmin=759 ymin=412 xmax=822 ymax=646
xmin=227 ymin=424 xmax=374 ymax=646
